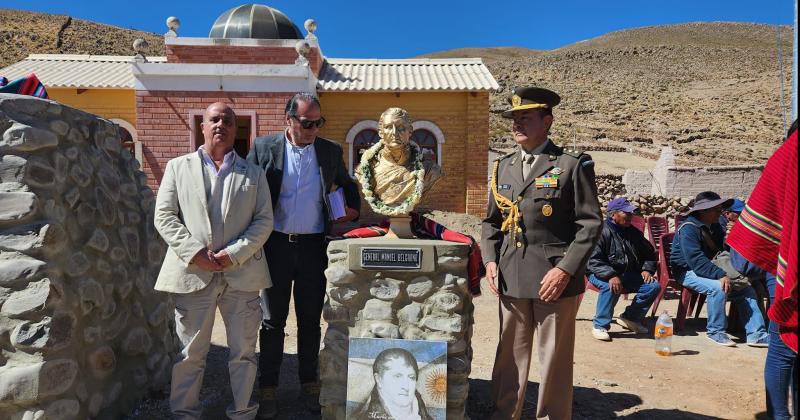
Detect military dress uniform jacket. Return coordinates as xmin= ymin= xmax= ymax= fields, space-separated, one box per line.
xmin=481 ymin=140 xmax=603 ymax=299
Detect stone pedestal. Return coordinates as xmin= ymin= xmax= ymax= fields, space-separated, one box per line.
xmin=319 ymin=238 xmax=473 ymax=420
xmin=386 ymin=215 xmax=414 ymax=239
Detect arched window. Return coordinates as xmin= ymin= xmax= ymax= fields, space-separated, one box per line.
xmin=411 ymin=120 xmax=445 ymax=166
xmin=110 ymin=118 xmax=139 ymax=162
xmin=353 ymin=129 xmax=380 ymax=163
xmin=411 ymin=129 xmax=437 ymax=165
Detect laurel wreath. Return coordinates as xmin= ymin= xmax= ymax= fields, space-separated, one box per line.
xmin=355 ymin=140 xmax=425 ymax=216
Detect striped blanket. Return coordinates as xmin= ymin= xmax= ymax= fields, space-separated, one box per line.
xmin=0 ymin=73 xmax=49 ymax=98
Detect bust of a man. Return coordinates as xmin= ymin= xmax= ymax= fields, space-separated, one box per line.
xmin=355 ymin=107 xmax=442 ymax=216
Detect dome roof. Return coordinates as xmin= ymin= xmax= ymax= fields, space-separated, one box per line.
xmin=209 ymin=4 xmax=302 ymax=40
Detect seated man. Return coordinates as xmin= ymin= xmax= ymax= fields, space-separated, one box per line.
xmin=669 ymin=191 xmax=768 ymax=347
xmin=719 ymin=198 xmax=745 ymax=232
xmin=586 ymin=197 xmax=660 ymax=341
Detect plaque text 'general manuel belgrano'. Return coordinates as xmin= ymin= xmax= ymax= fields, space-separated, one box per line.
xmin=360 ymin=247 xmax=421 ymax=269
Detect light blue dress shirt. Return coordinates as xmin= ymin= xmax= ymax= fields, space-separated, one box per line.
xmin=197 ymin=146 xmax=238 ymax=266
xmin=273 ymin=134 xmax=324 ymax=234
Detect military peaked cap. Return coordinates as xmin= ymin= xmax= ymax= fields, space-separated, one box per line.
xmin=501 ymin=86 xmax=561 ymax=118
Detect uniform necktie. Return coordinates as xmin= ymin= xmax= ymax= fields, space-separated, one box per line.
xmin=523 ymin=153 xmax=536 ymax=179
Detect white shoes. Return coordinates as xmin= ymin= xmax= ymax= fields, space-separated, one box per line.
xmin=592 ymin=327 xmax=611 ymax=341
xmin=617 ymin=315 xmax=649 ymax=334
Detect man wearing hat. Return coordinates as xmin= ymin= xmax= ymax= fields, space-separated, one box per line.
xmin=719 ymin=198 xmax=745 ymax=232
xmin=586 ymin=197 xmax=660 ymax=341
xmin=669 ymin=191 xmax=768 ymax=347
xmin=482 ymin=87 xmax=602 ymax=419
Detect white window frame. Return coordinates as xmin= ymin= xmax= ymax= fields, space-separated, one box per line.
xmin=345 ymin=120 xmax=379 ymax=174
xmin=189 ymin=110 xmax=258 ymax=153
xmin=411 ymin=120 xmax=445 ymax=166
xmin=109 ymin=118 xmax=141 ymax=163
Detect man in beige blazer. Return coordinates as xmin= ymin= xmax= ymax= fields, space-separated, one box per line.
xmin=154 ymin=102 xmax=273 ymax=420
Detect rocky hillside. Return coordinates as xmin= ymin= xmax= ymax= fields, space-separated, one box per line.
xmin=0 ymin=9 xmax=165 ymax=68
xmin=425 ymin=22 xmax=795 ymax=166
xmin=0 ymin=11 xmax=793 ymax=166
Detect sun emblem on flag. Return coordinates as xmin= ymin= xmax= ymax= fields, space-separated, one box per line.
xmin=424 ymin=367 xmax=447 ymax=404
xmin=512 ymin=95 xmax=522 ymax=107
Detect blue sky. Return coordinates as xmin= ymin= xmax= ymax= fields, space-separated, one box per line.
xmin=4 ymin=1 xmax=795 ymax=58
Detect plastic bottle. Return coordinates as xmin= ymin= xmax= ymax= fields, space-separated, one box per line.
xmin=654 ymin=311 xmax=673 ymax=356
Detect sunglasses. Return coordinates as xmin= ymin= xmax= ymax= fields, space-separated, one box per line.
xmin=291 ymin=115 xmax=326 ymax=129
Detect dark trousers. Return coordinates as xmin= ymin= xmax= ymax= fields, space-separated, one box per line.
xmin=258 ymin=232 xmax=328 ymax=387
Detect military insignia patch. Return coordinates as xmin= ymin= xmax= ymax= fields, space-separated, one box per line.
xmin=512 ymin=95 xmax=522 ymax=107
xmin=498 ymin=184 xmax=511 ymax=190
xmin=549 ymin=167 xmax=564 ymax=175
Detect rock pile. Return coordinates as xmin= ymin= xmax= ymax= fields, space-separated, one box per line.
xmin=595 ymin=174 xmax=691 ymax=216
xmin=0 ymin=94 xmax=175 ymax=419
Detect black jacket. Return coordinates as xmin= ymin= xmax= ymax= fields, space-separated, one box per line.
xmin=587 ymin=219 xmax=658 ymax=280
xmin=246 ymin=132 xmax=360 ymax=235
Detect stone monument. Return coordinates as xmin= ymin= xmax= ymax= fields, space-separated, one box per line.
xmin=0 ymin=94 xmax=176 ymax=419
xmin=321 ymin=108 xmax=471 ymax=419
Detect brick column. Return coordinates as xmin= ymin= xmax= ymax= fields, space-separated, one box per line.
xmin=465 ymin=92 xmax=489 ymax=217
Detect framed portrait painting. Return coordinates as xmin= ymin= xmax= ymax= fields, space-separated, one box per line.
xmin=346 ymin=337 xmax=447 ymax=420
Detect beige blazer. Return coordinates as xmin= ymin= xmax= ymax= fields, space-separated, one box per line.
xmin=154 ymin=151 xmax=273 ymax=294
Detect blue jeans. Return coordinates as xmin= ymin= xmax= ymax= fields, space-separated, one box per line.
xmin=765 ymin=321 xmax=798 ymax=419
xmin=680 ymin=271 xmax=766 ymax=340
xmin=764 ymin=274 xmax=797 ymax=420
xmin=766 ymin=273 xmax=776 ymax=305
xmin=588 ymin=272 xmax=660 ymax=330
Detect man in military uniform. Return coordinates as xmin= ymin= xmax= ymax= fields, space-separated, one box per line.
xmin=482 ymin=87 xmax=603 ymax=420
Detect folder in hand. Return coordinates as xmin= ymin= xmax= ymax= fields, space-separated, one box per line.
xmin=327 ymin=187 xmax=346 ymax=220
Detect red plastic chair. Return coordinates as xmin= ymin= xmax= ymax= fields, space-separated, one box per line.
xmin=578 ymin=275 xmax=632 ymax=307
xmin=631 ymin=214 xmax=646 ymax=233
xmin=651 ymin=233 xmax=680 ymax=319
xmin=646 ymin=216 xmax=669 ymax=253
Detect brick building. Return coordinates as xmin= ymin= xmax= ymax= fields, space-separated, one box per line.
xmin=0 ymin=4 xmax=498 ymax=217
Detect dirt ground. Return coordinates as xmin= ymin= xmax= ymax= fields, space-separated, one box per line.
xmin=130 ymin=281 xmax=770 ymax=420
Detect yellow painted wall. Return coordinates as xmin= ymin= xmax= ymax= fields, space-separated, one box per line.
xmin=319 ymin=91 xmax=473 ymax=213
xmin=47 ymin=88 xmax=137 ymax=127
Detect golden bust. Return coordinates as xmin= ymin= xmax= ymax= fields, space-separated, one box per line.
xmin=355 ymin=107 xmax=442 ymax=216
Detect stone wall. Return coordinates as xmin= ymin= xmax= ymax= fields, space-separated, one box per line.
xmin=623 ymin=146 xmax=763 ymax=198
xmin=319 ymin=238 xmax=473 ymax=420
xmin=658 ymin=165 xmax=762 ymax=198
xmin=0 ymin=94 xmax=175 ymax=419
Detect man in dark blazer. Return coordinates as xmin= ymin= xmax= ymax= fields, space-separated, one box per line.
xmin=481 ymin=87 xmax=602 ymax=420
xmin=247 ymin=92 xmax=360 ymax=419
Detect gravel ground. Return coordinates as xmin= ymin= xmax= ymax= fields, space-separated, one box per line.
xmin=129 ymin=284 xmax=767 ymax=419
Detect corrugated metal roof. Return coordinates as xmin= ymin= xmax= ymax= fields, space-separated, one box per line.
xmin=0 ymin=55 xmax=499 ymax=92
xmin=317 ymin=58 xmax=499 ymax=92
xmin=0 ymin=54 xmax=167 ymax=89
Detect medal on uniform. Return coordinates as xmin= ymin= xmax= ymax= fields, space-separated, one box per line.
xmin=542 ymin=204 xmax=553 ymax=217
